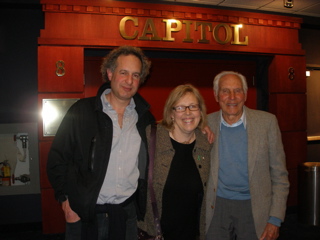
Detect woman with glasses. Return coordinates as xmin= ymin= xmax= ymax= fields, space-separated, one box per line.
xmin=138 ymin=84 xmax=212 ymax=240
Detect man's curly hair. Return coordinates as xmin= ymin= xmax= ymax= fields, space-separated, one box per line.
xmin=100 ymin=45 xmax=151 ymax=84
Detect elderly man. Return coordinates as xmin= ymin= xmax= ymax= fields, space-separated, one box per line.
xmin=206 ymin=71 xmax=289 ymax=240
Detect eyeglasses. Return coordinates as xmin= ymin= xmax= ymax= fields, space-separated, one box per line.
xmin=172 ymin=104 xmax=200 ymax=112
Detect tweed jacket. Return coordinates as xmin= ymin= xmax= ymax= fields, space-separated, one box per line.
xmin=138 ymin=124 xmax=212 ymax=240
xmin=206 ymin=106 xmax=290 ymax=238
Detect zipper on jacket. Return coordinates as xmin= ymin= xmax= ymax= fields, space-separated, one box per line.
xmin=88 ymin=136 xmax=96 ymax=172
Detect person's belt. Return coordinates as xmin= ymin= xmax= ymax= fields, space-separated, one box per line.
xmin=95 ymin=194 xmax=135 ymax=213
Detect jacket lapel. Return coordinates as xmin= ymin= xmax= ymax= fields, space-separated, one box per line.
xmin=211 ymin=112 xmax=221 ymax=188
xmin=245 ymin=107 xmax=259 ymax=182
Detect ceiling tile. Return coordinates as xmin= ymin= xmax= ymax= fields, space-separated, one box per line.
xmin=124 ymin=0 xmax=320 ymax=18
xmin=218 ymin=0 xmax=274 ymax=9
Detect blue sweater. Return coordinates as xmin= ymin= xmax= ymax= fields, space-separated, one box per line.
xmin=217 ymin=123 xmax=250 ymax=200
xmin=216 ymin=122 xmax=282 ymax=227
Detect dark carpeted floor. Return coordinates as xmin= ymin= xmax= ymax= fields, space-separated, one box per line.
xmin=1 ymin=207 xmax=320 ymax=240
xmin=278 ymin=207 xmax=320 ymax=240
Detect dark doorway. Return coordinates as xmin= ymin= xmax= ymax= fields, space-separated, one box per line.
xmin=84 ymin=49 xmax=271 ymax=120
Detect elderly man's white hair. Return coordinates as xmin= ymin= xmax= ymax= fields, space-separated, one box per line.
xmin=213 ymin=71 xmax=248 ymax=96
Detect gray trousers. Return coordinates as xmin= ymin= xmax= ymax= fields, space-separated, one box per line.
xmin=206 ymin=196 xmax=258 ymax=240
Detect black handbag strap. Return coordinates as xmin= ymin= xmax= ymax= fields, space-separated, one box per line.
xmin=148 ymin=124 xmax=163 ymax=238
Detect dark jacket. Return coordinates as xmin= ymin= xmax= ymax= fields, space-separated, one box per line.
xmin=47 ymin=82 xmax=155 ymax=222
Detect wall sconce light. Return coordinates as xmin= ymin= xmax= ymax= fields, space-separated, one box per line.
xmin=306 ymin=71 xmax=311 ymax=77
xmin=284 ymin=0 xmax=293 ymax=8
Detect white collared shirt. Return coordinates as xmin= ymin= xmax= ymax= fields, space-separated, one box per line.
xmin=220 ymin=108 xmax=247 ymax=129
xmin=97 ymin=89 xmax=141 ymax=204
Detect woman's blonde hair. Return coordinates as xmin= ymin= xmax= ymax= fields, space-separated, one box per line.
xmin=161 ymin=84 xmax=207 ymax=131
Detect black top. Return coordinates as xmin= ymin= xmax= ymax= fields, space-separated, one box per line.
xmin=161 ymin=138 xmax=204 ymax=240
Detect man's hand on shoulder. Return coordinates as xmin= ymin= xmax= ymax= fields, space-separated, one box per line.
xmin=202 ymin=125 xmax=214 ymax=144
